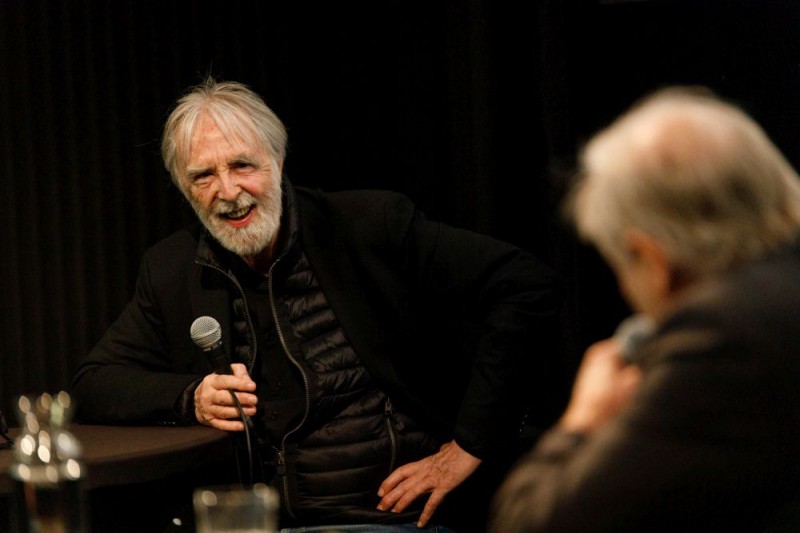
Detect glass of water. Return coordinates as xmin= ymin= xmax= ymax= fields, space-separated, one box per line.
xmin=193 ymin=483 xmax=279 ymax=533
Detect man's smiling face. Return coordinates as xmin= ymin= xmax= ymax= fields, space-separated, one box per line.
xmin=181 ymin=113 xmax=282 ymax=258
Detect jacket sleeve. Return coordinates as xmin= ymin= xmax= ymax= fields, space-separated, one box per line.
xmin=424 ymin=215 xmax=563 ymax=459
xmin=384 ymin=192 xmax=565 ymax=460
xmin=69 ymin=252 xmax=204 ymax=425
xmin=488 ymin=309 xmax=798 ymax=532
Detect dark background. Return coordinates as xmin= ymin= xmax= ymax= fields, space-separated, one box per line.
xmin=1 ymin=0 xmax=799 ymax=425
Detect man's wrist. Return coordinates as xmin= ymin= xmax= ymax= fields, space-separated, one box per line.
xmin=174 ymin=377 xmax=203 ymax=424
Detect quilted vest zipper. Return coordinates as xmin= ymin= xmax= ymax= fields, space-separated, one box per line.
xmin=384 ymin=398 xmax=398 ymax=475
xmin=267 ymin=256 xmax=310 ymax=521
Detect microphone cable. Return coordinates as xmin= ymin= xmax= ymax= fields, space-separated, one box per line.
xmin=228 ymin=390 xmax=254 ymax=485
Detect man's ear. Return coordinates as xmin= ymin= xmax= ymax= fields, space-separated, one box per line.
xmin=624 ymin=229 xmax=674 ymax=301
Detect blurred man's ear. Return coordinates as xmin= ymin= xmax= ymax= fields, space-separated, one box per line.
xmin=619 ymin=229 xmax=673 ymax=317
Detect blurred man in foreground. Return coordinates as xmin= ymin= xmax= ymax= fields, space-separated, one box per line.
xmin=489 ymin=87 xmax=800 ymax=532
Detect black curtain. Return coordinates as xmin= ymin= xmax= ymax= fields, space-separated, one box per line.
xmin=1 ymin=0 xmax=799 ymax=421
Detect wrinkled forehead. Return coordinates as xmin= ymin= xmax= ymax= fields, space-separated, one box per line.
xmin=181 ymin=109 xmax=267 ymax=164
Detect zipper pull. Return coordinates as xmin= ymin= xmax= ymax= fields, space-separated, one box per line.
xmin=276 ymin=449 xmax=287 ymax=476
xmin=384 ymin=397 xmax=393 ymax=416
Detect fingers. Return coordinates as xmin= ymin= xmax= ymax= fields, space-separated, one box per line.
xmin=376 ymin=461 xmax=429 ymax=514
xmin=230 ymin=363 xmax=250 ymax=378
xmin=205 ymin=413 xmax=252 ymax=432
xmin=194 ymin=372 xmax=258 ymax=429
xmin=377 ymin=467 xmax=443 ymax=526
xmin=559 ymin=340 xmax=643 ymax=432
xmin=215 ymin=369 xmax=257 ymax=393
xmin=375 ymin=441 xmax=480 ymax=525
xmin=378 ymin=463 xmax=415 ymax=498
xmin=417 ymin=490 xmax=446 ymax=528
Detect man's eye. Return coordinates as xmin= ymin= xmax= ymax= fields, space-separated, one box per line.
xmin=231 ymin=162 xmax=253 ymax=170
xmin=188 ymin=171 xmax=212 ymax=184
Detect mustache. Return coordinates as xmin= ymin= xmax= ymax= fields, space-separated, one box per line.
xmin=212 ymin=192 xmax=256 ymax=215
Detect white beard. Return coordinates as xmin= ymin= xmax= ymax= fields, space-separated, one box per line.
xmin=190 ymin=179 xmax=283 ymax=258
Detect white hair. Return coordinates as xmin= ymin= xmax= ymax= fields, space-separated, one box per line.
xmin=566 ymin=87 xmax=800 ymax=280
xmin=161 ymin=77 xmax=288 ymax=187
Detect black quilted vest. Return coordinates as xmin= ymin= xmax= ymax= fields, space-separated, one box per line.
xmin=221 ymin=196 xmax=441 ymax=527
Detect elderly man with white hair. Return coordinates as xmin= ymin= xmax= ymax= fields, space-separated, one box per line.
xmin=489 ymin=87 xmax=800 ymax=532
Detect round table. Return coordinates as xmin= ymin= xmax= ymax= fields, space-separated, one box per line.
xmin=0 ymin=423 xmax=232 ymax=493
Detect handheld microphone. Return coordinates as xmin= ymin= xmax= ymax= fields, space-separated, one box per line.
xmin=613 ymin=314 xmax=656 ymax=364
xmin=190 ymin=315 xmax=256 ymax=484
xmin=190 ymin=316 xmax=231 ymax=374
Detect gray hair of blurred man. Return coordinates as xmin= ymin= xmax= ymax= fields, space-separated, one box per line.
xmin=566 ymin=87 xmax=800 ymax=282
xmin=160 ymin=77 xmax=288 ymax=188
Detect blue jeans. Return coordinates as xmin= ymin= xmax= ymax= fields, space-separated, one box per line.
xmin=280 ymin=524 xmax=458 ymax=533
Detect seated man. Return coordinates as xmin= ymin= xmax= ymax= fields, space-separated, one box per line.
xmin=70 ymin=77 xmax=564 ymax=532
xmin=490 ymin=87 xmax=800 ymax=532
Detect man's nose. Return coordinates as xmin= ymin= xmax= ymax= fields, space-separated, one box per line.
xmin=216 ymin=170 xmax=241 ymax=201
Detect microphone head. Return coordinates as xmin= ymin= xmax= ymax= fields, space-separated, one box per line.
xmin=614 ymin=314 xmax=656 ymax=364
xmin=190 ymin=316 xmax=222 ymax=350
